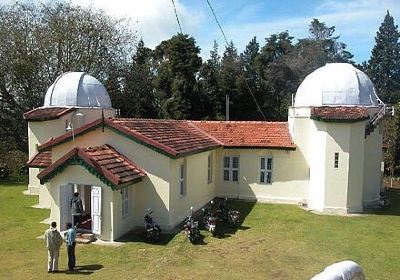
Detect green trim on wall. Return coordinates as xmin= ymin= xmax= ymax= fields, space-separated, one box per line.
xmin=40 ymin=156 xmax=118 ymax=190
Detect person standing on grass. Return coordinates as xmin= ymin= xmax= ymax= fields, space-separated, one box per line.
xmin=70 ymin=192 xmax=83 ymax=227
xmin=65 ymin=222 xmax=77 ymax=271
xmin=44 ymin=221 xmax=63 ymax=273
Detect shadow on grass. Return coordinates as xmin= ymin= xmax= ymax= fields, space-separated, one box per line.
xmin=117 ymin=199 xmax=256 ymax=245
xmin=210 ymin=198 xmax=256 ymax=239
xmin=116 ymin=230 xmax=176 ymax=245
xmin=364 ymin=189 xmax=400 ymax=216
xmin=56 ymin=264 xmax=103 ymax=275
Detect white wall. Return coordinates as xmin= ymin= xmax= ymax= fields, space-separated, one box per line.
xmin=48 ymin=165 xmax=114 ymax=241
xmin=51 ymin=126 xmax=171 ymax=230
xmin=27 ymin=107 xmax=114 ymax=197
xmin=323 ymin=123 xmax=351 ymax=212
xmin=363 ymin=123 xmax=383 ymax=206
xmin=347 ymin=122 xmax=365 ymax=212
xmin=168 ymin=151 xmax=217 ymax=229
xmin=214 ymin=148 xmax=309 ymax=204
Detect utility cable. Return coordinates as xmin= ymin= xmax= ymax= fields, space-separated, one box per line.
xmin=206 ymin=0 xmax=266 ymax=120
xmin=244 ymin=79 xmax=266 ymax=120
xmin=206 ymin=0 xmax=229 ymax=46
xmin=171 ymin=0 xmax=183 ymax=33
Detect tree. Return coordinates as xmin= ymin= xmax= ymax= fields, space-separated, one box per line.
xmin=153 ymin=33 xmax=202 ymax=119
xmin=115 ymin=39 xmax=157 ymax=118
xmin=198 ymin=41 xmax=223 ymax=119
xmin=384 ymin=103 xmax=400 ymax=177
xmin=308 ymin=18 xmax=353 ymax=63
xmin=220 ymin=42 xmax=241 ymax=120
xmin=256 ymin=32 xmax=297 ymax=120
xmin=368 ymin=11 xmax=400 ymax=103
xmin=0 ymin=1 xmax=136 ymax=152
xmin=237 ymin=36 xmax=264 ymax=120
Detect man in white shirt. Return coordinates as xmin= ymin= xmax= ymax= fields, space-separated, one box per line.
xmin=44 ymin=222 xmax=63 ymax=273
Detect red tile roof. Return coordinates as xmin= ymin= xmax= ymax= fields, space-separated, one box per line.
xmin=38 ymin=118 xmax=221 ymax=157
xmin=38 ymin=145 xmax=145 ymax=188
xmin=111 ymin=118 xmax=221 ymax=156
xmin=26 ymin=151 xmax=52 ymax=168
xmin=24 ymin=107 xmax=75 ymax=121
xmin=191 ymin=121 xmax=296 ymax=149
xmin=37 ymin=118 xmax=296 ymax=156
xmin=310 ymin=106 xmax=370 ymax=122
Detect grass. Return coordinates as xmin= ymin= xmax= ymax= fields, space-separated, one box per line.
xmin=1 ymin=183 xmax=400 ymax=279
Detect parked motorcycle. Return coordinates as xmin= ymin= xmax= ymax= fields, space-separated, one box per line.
xmin=183 ymin=206 xmax=200 ymax=244
xmin=379 ymin=189 xmax=390 ymax=209
xmin=144 ymin=209 xmax=161 ymax=242
xmin=216 ymin=198 xmax=241 ymax=226
xmin=201 ymin=202 xmax=217 ymax=236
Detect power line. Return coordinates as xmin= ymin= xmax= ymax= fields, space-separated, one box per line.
xmin=171 ymin=0 xmax=183 ymax=33
xmin=205 ymin=0 xmax=266 ymax=120
xmin=205 ymin=0 xmax=229 ymax=46
xmin=244 ymin=79 xmax=266 ymax=120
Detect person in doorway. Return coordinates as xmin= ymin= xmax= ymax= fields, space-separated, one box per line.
xmin=65 ymin=222 xmax=77 ymax=271
xmin=70 ymin=192 xmax=83 ymax=227
xmin=44 ymin=221 xmax=63 ymax=273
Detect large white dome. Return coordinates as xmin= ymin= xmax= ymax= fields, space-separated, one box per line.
xmin=294 ymin=63 xmax=382 ymax=107
xmin=44 ymin=72 xmax=112 ymax=108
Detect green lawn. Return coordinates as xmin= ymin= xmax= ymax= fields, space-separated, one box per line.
xmin=1 ymin=183 xmax=400 ymax=279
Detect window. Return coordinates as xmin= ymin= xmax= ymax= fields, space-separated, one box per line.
xmin=207 ymin=153 xmax=213 ymax=184
xmin=121 ymin=187 xmax=129 ymax=218
xmin=179 ymin=162 xmax=186 ymax=196
xmin=223 ymin=156 xmax=239 ymax=182
xmin=334 ymin=152 xmax=339 ymax=168
xmin=260 ymin=156 xmax=273 ymax=184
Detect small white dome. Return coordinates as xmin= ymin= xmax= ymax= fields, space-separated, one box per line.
xmin=294 ymin=63 xmax=382 ymax=107
xmin=44 ymin=72 xmax=112 ymax=108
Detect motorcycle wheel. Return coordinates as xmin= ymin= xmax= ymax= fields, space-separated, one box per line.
xmin=189 ymin=235 xmax=196 ymax=244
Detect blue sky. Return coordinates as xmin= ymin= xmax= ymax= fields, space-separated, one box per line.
xmin=28 ymin=0 xmax=400 ymax=63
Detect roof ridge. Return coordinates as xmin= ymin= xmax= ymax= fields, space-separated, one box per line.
xmin=187 ymin=121 xmax=224 ymax=146
xmin=38 ymin=144 xmax=146 ymax=188
xmin=106 ymin=119 xmax=179 ymax=156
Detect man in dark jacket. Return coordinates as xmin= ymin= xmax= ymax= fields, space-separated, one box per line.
xmin=65 ymin=222 xmax=77 ymax=271
xmin=70 ymin=192 xmax=83 ymax=227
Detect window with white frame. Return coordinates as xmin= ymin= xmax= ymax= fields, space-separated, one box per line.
xmin=121 ymin=187 xmax=129 ymax=218
xmin=260 ymin=156 xmax=273 ymax=184
xmin=179 ymin=162 xmax=186 ymax=196
xmin=223 ymin=156 xmax=239 ymax=182
xmin=207 ymin=153 xmax=213 ymax=184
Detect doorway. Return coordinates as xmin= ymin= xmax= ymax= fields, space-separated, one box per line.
xmin=59 ymin=184 xmax=102 ymax=234
xmin=78 ymin=185 xmax=92 ymax=232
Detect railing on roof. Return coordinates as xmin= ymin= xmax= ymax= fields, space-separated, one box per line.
xmin=365 ymin=104 xmax=394 ymax=137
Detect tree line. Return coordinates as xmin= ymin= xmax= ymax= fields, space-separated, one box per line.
xmin=0 ymin=2 xmax=399 ymax=178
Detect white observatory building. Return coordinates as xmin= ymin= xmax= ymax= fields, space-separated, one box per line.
xmin=24 ymin=64 xmax=390 ymax=241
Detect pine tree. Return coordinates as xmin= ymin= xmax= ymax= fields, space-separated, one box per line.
xmin=198 ymin=41 xmax=223 ymax=119
xmin=256 ymin=32 xmax=297 ymax=120
xmin=220 ymin=42 xmax=241 ymax=120
xmin=238 ymin=37 xmax=263 ymax=120
xmin=368 ymin=11 xmax=400 ymax=103
xmin=122 ymin=39 xmax=157 ymax=118
xmin=153 ymin=34 xmax=202 ymax=119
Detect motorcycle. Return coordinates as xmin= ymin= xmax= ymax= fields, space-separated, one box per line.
xmin=379 ymin=189 xmax=390 ymax=209
xmin=202 ymin=204 xmax=217 ymax=237
xmin=144 ymin=210 xmax=161 ymax=242
xmin=216 ymin=198 xmax=241 ymax=226
xmin=183 ymin=206 xmax=200 ymax=244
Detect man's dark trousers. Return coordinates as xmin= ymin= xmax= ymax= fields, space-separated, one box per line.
xmin=67 ymin=242 xmax=76 ymax=270
xmin=72 ymin=215 xmax=81 ymax=228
